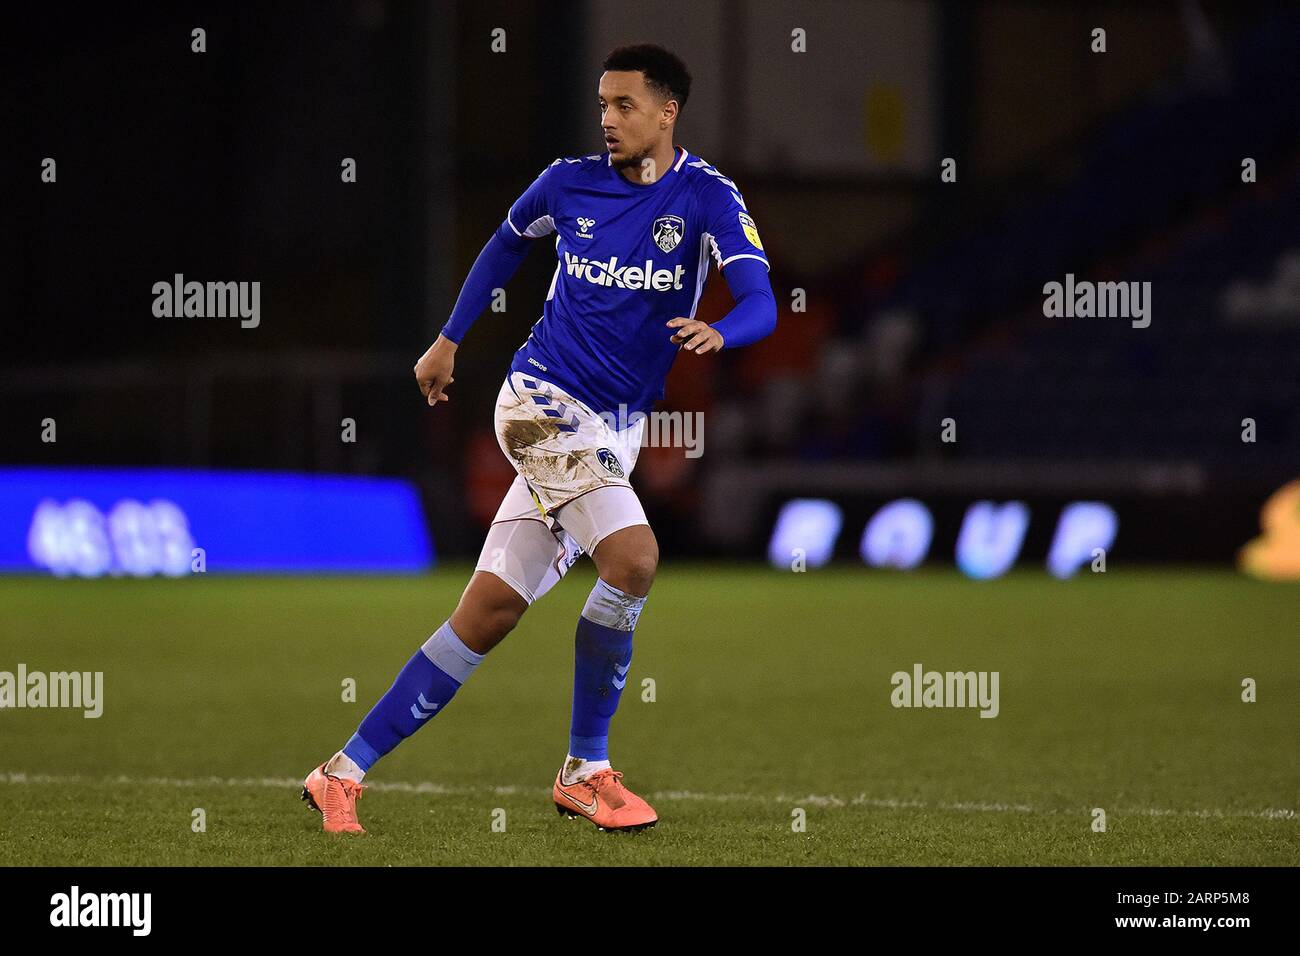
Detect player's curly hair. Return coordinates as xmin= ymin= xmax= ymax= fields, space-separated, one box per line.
xmin=602 ymin=44 xmax=692 ymax=115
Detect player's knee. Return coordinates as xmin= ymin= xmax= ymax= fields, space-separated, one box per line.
xmin=473 ymin=583 xmax=527 ymax=640
xmin=453 ymin=571 xmax=530 ymax=654
xmin=602 ymin=533 xmax=658 ymax=596
xmin=623 ymin=554 xmax=657 ymax=597
xmin=484 ymin=598 xmax=526 ymax=639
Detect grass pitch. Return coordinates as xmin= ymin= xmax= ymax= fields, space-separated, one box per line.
xmin=1 ymin=565 xmax=1295 ymax=866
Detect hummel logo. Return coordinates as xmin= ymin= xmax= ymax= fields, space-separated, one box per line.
xmin=576 ymin=216 xmax=596 ymax=238
xmin=558 ymin=785 xmax=599 ymax=816
xmin=409 ymin=693 xmax=439 ymax=720
xmin=611 ymin=661 xmax=630 ymax=690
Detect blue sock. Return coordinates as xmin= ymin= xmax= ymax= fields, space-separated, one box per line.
xmin=569 ymin=578 xmax=646 ymax=760
xmin=343 ymin=620 xmax=484 ymax=772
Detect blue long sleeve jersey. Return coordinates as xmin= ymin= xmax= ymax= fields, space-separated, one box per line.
xmin=440 ymin=146 xmax=777 ymax=416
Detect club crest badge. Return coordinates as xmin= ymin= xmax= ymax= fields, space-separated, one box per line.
xmin=652 ymin=215 xmax=685 ymax=253
xmin=596 ymin=447 xmax=625 ymax=478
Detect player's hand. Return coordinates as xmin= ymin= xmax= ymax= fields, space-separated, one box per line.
xmin=414 ymin=335 xmax=457 ymax=407
xmin=667 ymin=317 xmax=725 ymax=354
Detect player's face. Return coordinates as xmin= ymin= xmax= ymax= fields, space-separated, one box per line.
xmin=599 ymin=71 xmax=671 ymax=170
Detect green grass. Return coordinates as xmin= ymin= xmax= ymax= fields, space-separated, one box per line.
xmin=0 ymin=565 xmax=1296 ymax=865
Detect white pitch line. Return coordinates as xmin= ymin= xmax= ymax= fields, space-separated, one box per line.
xmin=0 ymin=772 xmax=1293 ymax=821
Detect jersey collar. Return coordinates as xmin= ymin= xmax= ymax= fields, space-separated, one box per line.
xmin=608 ymin=145 xmax=688 ymax=188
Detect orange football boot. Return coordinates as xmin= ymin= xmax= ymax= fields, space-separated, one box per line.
xmin=553 ymin=767 xmax=658 ymax=832
xmin=301 ymin=764 xmax=367 ymax=834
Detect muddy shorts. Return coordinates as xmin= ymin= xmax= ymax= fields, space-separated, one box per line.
xmin=473 ymin=372 xmax=649 ymax=601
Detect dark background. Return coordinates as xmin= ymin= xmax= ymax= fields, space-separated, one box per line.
xmin=4 ymin=0 xmax=1298 ymax=562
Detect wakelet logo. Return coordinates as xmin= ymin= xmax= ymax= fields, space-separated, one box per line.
xmin=152 ymin=274 xmax=261 ymax=328
xmin=1042 ymin=273 xmax=1151 ymax=328
xmin=0 ymin=664 xmax=103 ymax=718
xmin=50 ymin=886 xmax=151 ymax=936
xmin=564 ymin=252 xmax=684 ymax=291
xmin=890 ymin=663 xmax=1000 ymax=718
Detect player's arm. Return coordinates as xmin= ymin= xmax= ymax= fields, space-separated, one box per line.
xmin=668 ymin=179 xmax=776 ymax=354
xmin=413 ymin=228 xmax=531 ymax=405
xmin=668 ymin=257 xmax=776 ymax=353
xmin=415 ymin=162 xmax=559 ymax=406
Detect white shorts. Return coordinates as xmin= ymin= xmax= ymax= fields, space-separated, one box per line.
xmin=474 ymin=372 xmax=650 ymax=604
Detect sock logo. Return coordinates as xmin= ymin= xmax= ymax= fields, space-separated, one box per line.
xmin=611 ymin=661 xmax=630 ymax=690
xmin=409 ymin=693 xmax=439 ymax=721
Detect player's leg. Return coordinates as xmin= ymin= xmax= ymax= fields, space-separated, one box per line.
xmin=492 ymin=371 xmax=658 ymax=829
xmin=550 ymin=485 xmax=660 ymax=831
xmin=321 ymin=524 xmax=547 ymax=779
xmin=302 ymin=478 xmax=575 ymax=833
xmin=301 ymin=572 xmax=495 ymax=833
